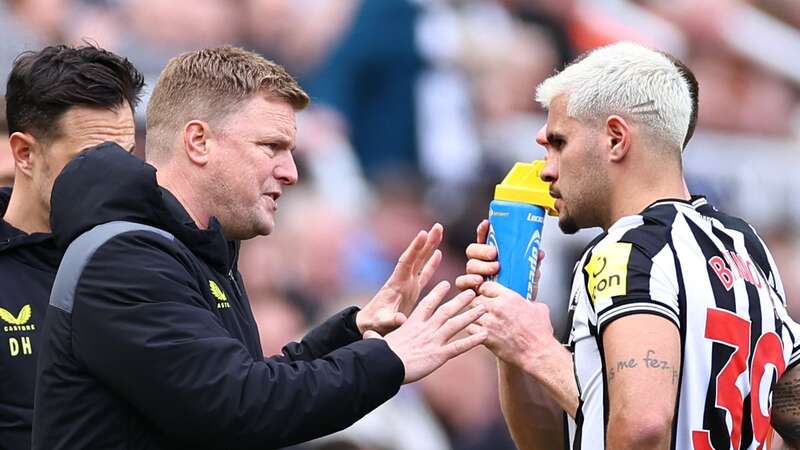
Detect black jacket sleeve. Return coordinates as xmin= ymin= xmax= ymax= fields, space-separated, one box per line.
xmin=271 ymin=306 xmax=364 ymax=363
xmin=70 ymin=232 xmax=404 ymax=449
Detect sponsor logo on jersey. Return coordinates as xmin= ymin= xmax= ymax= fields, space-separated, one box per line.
xmin=584 ymin=242 xmax=632 ymax=304
xmin=209 ymin=280 xmax=231 ymax=309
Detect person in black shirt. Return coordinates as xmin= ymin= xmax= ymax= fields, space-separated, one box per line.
xmin=0 ymin=44 xmax=144 ymax=449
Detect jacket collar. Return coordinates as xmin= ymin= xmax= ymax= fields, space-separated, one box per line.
xmin=50 ymin=142 xmax=233 ymax=273
xmin=0 ymin=187 xmax=61 ymax=270
xmin=158 ymin=187 xmax=232 ymax=273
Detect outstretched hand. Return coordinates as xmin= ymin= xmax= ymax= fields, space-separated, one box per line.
xmin=365 ymin=281 xmax=487 ymax=384
xmin=357 ymin=223 xmax=443 ymax=335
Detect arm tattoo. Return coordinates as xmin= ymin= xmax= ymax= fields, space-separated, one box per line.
xmin=772 ymin=376 xmax=800 ymax=446
xmin=608 ymin=350 xmax=677 ymax=385
xmin=773 ymin=377 xmax=800 ymax=414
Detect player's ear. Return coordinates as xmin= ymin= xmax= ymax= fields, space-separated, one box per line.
xmin=182 ymin=120 xmax=211 ymax=166
xmin=8 ymin=132 xmax=38 ymax=178
xmin=605 ymin=115 xmax=631 ymax=162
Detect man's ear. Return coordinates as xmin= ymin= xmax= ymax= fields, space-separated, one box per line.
xmin=183 ymin=120 xmax=213 ymax=166
xmin=606 ymin=115 xmax=631 ymax=162
xmin=8 ymin=132 xmax=38 ymax=178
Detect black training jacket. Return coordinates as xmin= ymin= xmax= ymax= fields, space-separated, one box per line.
xmin=0 ymin=188 xmax=61 ymax=450
xmin=33 ymin=143 xmax=404 ymax=449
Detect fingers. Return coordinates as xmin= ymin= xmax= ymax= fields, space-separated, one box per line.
xmin=413 ymin=223 xmax=443 ymax=275
xmin=431 ymin=289 xmax=476 ymax=327
xmin=470 ymin=294 xmax=492 ymax=309
xmin=465 ymin=242 xmax=497 ymax=261
xmin=476 ymin=220 xmax=489 ymax=244
xmin=465 ymin=323 xmax=483 ymax=336
xmin=466 ymin=259 xmax=499 ymax=277
xmin=363 ymin=330 xmax=383 ymax=340
xmin=392 ymin=224 xmax=443 ymax=282
xmin=478 ymin=281 xmax=515 ymax=299
xmin=392 ymin=312 xmax=407 ymax=328
xmin=443 ymin=331 xmax=488 ymax=359
xmin=534 ymin=249 xmax=545 ymax=283
xmin=417 ymin=249 xmax=442 ymax=288
xmin=531 ymin=250 xmax=546 ymax=300
xmin=437 ymin=299 xmax=485 ymax=342
xmin=393 ymin=230 xmax=428 ymax=278
xmin=411 ymin=280 xmax=451 ymax=321
xmin=455 ymin=273 xmax=483 ymax=291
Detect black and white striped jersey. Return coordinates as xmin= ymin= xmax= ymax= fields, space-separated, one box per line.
xmin=563 ymin=196 xmax=800 ymax=450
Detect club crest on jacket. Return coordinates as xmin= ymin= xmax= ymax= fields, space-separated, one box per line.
xmin=209 ymin=280 xmax=231 ymax=309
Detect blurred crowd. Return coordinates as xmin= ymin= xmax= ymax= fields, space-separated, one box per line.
xmin=1 ymin=0 xmax=799 ymax=449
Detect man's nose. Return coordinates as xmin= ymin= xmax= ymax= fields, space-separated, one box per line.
xmin=540 ymin=158 xmax=557 ymax=183
xmin=275 ymin=152 xmax=298 ymax=185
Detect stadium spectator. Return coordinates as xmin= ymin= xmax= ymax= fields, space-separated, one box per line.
xmin=457 ymin=42 xmax=800 ymax=449
xmin=0 ymin=43 xmax=144 ymax=450
xmin=301 ymin=0 xmax=423 ymax=182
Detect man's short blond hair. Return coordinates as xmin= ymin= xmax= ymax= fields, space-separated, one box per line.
xmin=145 ymin=46 xmax=309 ymax=162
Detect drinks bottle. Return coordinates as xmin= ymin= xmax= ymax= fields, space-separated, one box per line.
xmin=487 ymin=160 xmax=557 ymax=300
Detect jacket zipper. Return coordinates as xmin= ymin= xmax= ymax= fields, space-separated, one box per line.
xmin=228 ymin=270 xmax=244 ymax=299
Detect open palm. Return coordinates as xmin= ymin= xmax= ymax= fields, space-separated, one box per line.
xmin=356 ymin=223 xmax=444 ymax=335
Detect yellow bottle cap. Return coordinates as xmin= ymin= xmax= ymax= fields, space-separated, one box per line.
xmin=494 ymin=160 xmax=558 ymax=216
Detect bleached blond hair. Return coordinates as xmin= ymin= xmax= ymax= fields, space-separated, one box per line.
xmin=536 ymin=42 xmax=692 ymax=152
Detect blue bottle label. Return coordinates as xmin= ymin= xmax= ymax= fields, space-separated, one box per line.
xmin=488 ymin=200 xmax=546 ymax=301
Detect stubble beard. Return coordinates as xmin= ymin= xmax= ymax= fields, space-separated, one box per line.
xmin=556 ymin=176 xmax=606 ymax=235
xmin=558 ymin=213 xmax=581 ymax=234
xmin=558 ymin=184 xmax=608 ymax=234
xmin=558 ymin=142 xmax=611 ymax=234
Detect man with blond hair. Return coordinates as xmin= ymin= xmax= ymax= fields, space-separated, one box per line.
xmin=457 ymin=42 xmax=800 ymax=449
xmin=34 ymin=47 xmax=487 ymax=449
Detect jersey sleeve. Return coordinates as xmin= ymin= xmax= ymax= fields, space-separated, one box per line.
xmin=750 ymin=224 xmax=789 ymax=305
xmin=788 ymin=325 xmax=800 ymax=371
xmin=778 ymin=305 xmax=800 ymax=371
xmin=748 ymin=225 xmax=800 ymax=369
xmin=583 ymin=240 xmax=680 ymax=332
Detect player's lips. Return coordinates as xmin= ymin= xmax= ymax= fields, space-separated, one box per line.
xmin=550 ymin=190 xmax=563 ymax=212
xmin=263 ymin=191 xmax=281 ymax=201
xmin=262 ymin=192 xmax=281 ymax=209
